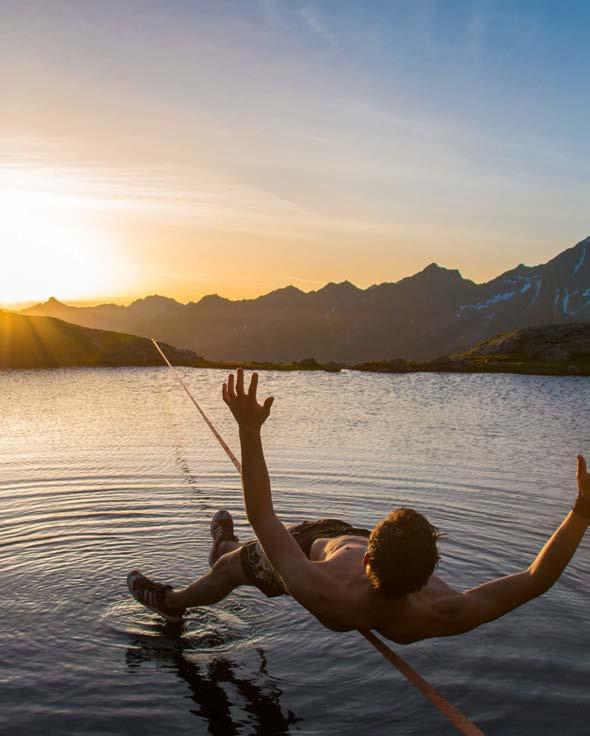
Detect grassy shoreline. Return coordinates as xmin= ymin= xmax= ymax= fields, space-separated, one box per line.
xmin=351 ymin=355 xmax=590 ymax=377
xmin=3 ymin=356 xmax=589 ymax=376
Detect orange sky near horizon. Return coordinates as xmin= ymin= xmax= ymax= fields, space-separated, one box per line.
xmin=1 ymin=160 xmax=581 ymax=309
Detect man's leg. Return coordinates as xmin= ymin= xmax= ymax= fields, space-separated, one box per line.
xmin=165 ymin=544 xmax=249 ymax=610
xmin=127 ymin=512 xmax=251 ymax=621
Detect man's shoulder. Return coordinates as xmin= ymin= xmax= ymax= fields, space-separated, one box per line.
xmin=425 ymin=573 xmax=457 ymax=595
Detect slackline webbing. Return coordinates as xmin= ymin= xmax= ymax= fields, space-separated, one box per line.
xmin=151 ymin=340 xmax=241 ymax=473
xmin=151 ymin=339 xmax=485 ymax=736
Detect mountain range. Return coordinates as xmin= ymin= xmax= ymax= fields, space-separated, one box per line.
xmin=22 ymin=236 xmax=590 ymax=363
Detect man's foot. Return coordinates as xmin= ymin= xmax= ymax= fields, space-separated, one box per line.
xmin=126 ymin=570 xmax=185 ymax=623
xmin=209 ymin=509 xmax=239 ymax=566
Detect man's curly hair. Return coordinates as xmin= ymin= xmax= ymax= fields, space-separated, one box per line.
xmin=366 ymin=507 xmax=441 ymax=598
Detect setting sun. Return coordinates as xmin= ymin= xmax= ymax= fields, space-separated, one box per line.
xmin=0 ymin=166 xmax=125 ymax=305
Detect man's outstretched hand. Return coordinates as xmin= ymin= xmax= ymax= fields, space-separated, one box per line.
xmin=577 ymin=455 xmax=590 ymax=498
xmin=222 ymin=368 xmax=274 ymax=432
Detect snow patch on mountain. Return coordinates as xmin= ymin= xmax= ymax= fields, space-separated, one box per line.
xmin=568 ymin=288 xmax=590 ymax=317
xmin=573 ymin=245 xmax=586 ymax=278
xmin=562 ymin=288 xmax=570 ymax=316
xmin=529 ymin=275 xmax=543 ymax=307
xmin=458 ymin=290 xmax=518 ymax=315
xmin=320 ymin=306 xmax=336 ymax=320
xmin=457 ymin=273 xmax=541 ymax=317
xmin=520 ymin=280 xmax=531 ymax=294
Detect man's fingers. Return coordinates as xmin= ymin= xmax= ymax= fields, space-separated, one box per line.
xmin=263 ymin=396 xmax=274 ymax=417
xmin=577 ymin=454 xmax=587 ymax=477
xmin=222 ymin=383 xmax=229 ymax=405
xmin=236 ymin=368 xmax=245 ymax=397
xmin=227 ymin=373 xmax=236 ymax=400
xmin=248 ymin=372 xmax=258 ymax=401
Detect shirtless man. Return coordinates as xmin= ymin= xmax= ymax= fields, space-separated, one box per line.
xmin=128 ymin=368 xmax=590 ymax=643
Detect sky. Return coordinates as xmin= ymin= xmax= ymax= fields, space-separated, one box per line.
xmin=1 ymin=0 xmax=589 ymax=306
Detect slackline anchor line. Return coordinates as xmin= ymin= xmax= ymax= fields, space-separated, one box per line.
xmin=151 ymin=339 xmax=485 ymax=736
xmin=151 ymin=340 xmax=241 ymax=473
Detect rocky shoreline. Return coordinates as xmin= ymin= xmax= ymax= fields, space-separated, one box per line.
xmin=352 ymin=324 xmax=590 ymax=377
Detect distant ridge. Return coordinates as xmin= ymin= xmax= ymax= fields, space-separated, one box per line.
xmin=354 ymin=323 xmax=590 ymax=376
xmin=0 ymin=311 xmax=200 ymax=369
xmin=22 ymin=237 xmax=590 ymax=363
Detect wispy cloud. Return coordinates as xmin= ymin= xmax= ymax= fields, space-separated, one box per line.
xmin=299 ymin=5 xmax=334 ymax=46
xmin=0 ymin=133 xmax=397 ymax=248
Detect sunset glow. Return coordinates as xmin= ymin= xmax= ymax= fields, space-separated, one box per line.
xmin=0 ymin=166 xmax=126 ymax=304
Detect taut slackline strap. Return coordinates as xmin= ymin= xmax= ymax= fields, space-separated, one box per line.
xmin=151 ymin=339 xmax=485 ymax=736
xmin=151 ymin=340 xmax=241 ymax=473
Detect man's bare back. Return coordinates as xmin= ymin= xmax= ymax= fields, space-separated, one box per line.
xmin=307 ymin=534 xmax=455 ymax=641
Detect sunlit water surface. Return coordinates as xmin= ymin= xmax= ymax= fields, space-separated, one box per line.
xmin=1 ymin=368 xmax=589 ymax=735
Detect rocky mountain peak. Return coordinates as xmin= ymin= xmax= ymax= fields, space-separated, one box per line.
xmin=192 ymin=293 xmax=231 ymax=308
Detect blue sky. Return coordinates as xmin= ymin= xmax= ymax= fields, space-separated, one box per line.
xmin=1 ymin=0 xmax=589 ymax=303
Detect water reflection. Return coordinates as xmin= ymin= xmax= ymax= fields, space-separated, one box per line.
xmin=125 ymin=624 xmax=300 ymax=735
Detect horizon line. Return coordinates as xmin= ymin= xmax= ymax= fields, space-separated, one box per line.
xmin=5 ymin=235 xmax=588 ymax=311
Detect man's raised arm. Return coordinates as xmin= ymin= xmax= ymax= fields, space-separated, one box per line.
xmin=222 ymin=368 xmax=275 ymax=524
xmin=437 ymin=455 xmax=590 ymax=638
xmin=222 ymin=369 xmax=326 ymax=606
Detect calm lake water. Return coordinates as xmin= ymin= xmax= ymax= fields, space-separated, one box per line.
xmin=1 ymin=368 xmax=589 ymax=735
